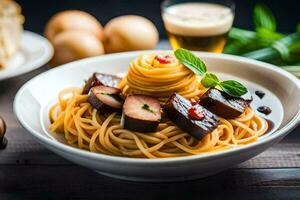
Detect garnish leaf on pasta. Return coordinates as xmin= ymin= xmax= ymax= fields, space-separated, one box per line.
xmin=219 ymin=80 xmax=248 ymax=97
xmin=174 ymin=48 xmax=207 ymax=75
xmin=201 ymin=73 xmax=219 ymax=88
xmin=174 ymin=48 xmax=248 ymax=97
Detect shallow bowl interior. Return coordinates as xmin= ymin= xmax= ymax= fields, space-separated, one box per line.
xmin=14 ymin=51 xmax=300 ymax=182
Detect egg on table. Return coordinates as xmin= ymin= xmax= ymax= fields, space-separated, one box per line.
xmin=104 ymin=15 xmax=159 ymax=53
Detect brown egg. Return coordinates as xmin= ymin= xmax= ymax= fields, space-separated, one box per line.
xmin=50 ymin=30 xmax=105 ymax=66
xmin=0 ymin=116 xmax=6 ymax=139
xmin=44 ymin=10 xmax=104 ymax=42
xmin=0 ymin=116 xmax=7 ymax=149
xmin=104 ymin=15 xmax=159 ymax=53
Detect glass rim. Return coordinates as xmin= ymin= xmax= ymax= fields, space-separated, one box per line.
xmin=161 ymin=0 xmax=235 ymax=20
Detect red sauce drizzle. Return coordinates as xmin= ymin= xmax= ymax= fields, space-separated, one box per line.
xmin=154 ymin=55 xmax=174 ymax=64
xmin=190 ymin=99 xmax=198 ymax=106
xmin=188 ymin=107 xmax=205 ymax=120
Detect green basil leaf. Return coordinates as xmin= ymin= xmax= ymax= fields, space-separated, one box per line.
xmin=174 ymin=48 xmax=207 ymax=76
xmin=219 ymin=80 xmax=248 ymax=97
xmin=254 ymin=4 xmax=276 ymax=31
xmin=201 ymin=73 xmax=219 ymax=88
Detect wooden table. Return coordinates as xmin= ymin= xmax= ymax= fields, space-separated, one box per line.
xmin=1 ymin=43 xmax=300 ymax=199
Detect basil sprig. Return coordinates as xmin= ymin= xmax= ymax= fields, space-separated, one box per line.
xmin=174 ymin=48 xmax=207 ymax=75
xmin=174 ymin=48 xmax=248 ymax=97
xmin=201 ymin=73 xmax=219 ymax=87
xmin=219 ymin=81 xmax=248 ymax=97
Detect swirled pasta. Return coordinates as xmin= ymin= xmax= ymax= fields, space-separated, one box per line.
xmin=118 ymin=54 xmax=206 ymax=102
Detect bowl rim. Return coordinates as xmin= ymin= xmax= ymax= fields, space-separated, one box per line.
xmin=13 ymin=50 xmax=300 ymax=164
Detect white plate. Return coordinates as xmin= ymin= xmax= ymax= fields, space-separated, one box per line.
xmin=0 ymin=31 xmax=53 ymax=81
xmin=14 ymin=51 xmax=300 ymax=182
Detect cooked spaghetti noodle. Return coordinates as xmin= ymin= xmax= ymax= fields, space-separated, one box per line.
xmin=119 ymin=54 xmax=206 ymax=102
xmin=49 ymin=54 xmax=268 ymax=159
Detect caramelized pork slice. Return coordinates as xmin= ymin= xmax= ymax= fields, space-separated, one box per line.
xmin=199 ymin=88 xmax=252 ymax=119
xmin=163 ymin=93 xmax=219 ymax=140
xmin=82 ymin=73 xmax=122 ymax=94
xmin=88 ymin=86 xmax=124 ymax=114
xmin=121 ymin=95 xmax=161 ymax=133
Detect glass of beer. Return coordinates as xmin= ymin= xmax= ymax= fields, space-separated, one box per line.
xmin=161 ymin=0 xmax=235 ymax=53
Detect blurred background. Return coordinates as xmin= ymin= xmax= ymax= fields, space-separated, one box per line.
xmin=16 ymin=0 xmax=300 ymax=36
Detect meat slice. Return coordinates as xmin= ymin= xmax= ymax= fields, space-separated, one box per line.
xmin=121 ymin=95 xmax=161 ymax=133
xmin=163 ymin=93 xmax=219 ymax=140
xmin=88 ymin=86 xmax=124 ymax=114
xmin=199 ymin=88 xmax=252 ymax=119
xmin=82 ymin=73 xmax=122 ymax=94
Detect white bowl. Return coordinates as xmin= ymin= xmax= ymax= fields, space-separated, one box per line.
xmin=14 ymin=51 xmax=300 ymax=182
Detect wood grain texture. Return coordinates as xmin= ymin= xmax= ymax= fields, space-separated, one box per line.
xmin=0 ymin=166 xmax=300 ymax=200
xmin=0 ymin=41 xmax=300 ymax=199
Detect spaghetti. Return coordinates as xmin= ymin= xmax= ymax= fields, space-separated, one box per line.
xmin=119 ymin=54 xmax=205 ymax=102
xmin=49 ymin=54 xmax=268 ymax=159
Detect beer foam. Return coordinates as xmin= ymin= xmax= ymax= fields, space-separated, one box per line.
xmin=162 ymin=3 xmax=234 ymax=36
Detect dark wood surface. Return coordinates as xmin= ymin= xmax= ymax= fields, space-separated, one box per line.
xmin=1 ymin=42 xmax=300 ymax=200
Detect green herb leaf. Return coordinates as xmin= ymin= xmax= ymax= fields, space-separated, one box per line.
xmin=228 ymin=27 xmax=257 ymax=43
xmin=256 ymin=27 xmax=284 ymax=40
xmin=142 ymin=104 xmax=156 ymax=114
xmin=225 ymin=5 xmax=300 ymax=66
xmin=174 ymin=48 xmax=207 ymax=76
xmin=219 ymin=80 xmax=248 ymax=97
xmin=201 ymin=73 xmax=219 ymax=88
xmin=174 ymin=48 xmax=248 ymax=97
xmin=142 ymin=104 xmax=149 ymax=110
xmin=254 ymin=4 xmax=276 ymax=31
xmin=243 ymin=32 xmax=300 ymax=63
xmin=225 ymin=27 xmax=281 ymax=55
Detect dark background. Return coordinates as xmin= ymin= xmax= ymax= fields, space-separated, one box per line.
xmin=16 ymin=0 xmax=300 ymax=37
